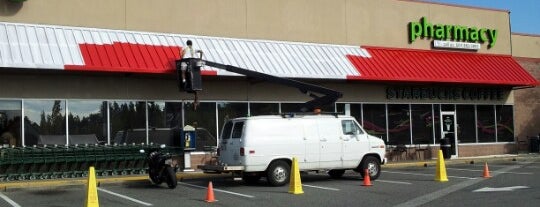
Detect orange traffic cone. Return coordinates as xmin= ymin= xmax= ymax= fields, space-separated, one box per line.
xmin=205 ymin=181 xmax=217 ymax=202
xmin=482 ymin=162 xmax=492 ymax=178
xmin=362 ymin=169 xmax=373 ymax=186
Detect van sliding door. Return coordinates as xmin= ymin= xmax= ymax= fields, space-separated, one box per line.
xmin=317 ymin=119 xmax=343 ymax=169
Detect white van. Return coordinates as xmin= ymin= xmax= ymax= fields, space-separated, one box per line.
xmin=199 ymin=114 xmax=386 ymax=186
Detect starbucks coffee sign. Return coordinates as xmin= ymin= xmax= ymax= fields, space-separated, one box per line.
xmin=409 ymin=17 xmax=498 ymax=49
xmin=386 ymin=86 xmax=504 ymax=101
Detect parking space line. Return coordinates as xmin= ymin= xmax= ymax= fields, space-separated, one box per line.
xmin=394 ymin=162 xmax=531 ymax=207
xmin=0 ymin=192 xmax=21 ymax=207
xmin=382 ymin=170 xmax=477 ymax=180
xmin=98 ymin=188 xmax=153 ymax=206
xmin=178 ymin=182 xmax=255 ymax=198
xmin=302 ymin=184 xmax=340 ymax=191
xmin=375 ymin=180 xmax=412 ymax=185
xmin=447 ymin=167 xmax=533 ymax=175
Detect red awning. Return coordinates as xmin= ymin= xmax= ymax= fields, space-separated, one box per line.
xmin=346 ymin=46 xmax=538 ymax=86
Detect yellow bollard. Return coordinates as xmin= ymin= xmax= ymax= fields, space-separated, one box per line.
xmin=85 ymin=166 xmax=99 ymax=207
xmin=434 ymin=150 xmax=449 ymax=182
xmin=288 ymin=157 xmax=304 ymax=194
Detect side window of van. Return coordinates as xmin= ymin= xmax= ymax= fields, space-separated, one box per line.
xmin=342 ymin=120 xmax=364 ymax=135
xmin=221 ymin=121 xmax=233 ymax=140
xmin=231 ymin=121 xmax=244 ymax=139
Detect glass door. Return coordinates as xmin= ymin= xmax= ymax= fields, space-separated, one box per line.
xmin=440 ymin=112 xmax=458 ymax=158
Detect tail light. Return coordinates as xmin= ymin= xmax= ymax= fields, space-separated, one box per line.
xmin=240 ymin=147 xmax=245 ymax=156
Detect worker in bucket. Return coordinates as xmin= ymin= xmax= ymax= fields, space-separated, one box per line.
xmin=180 ymin=40 xmax=203 ymax=84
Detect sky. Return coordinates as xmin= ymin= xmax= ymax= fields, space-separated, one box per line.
xmin=426 ymin=0 xmax=540 ymax=35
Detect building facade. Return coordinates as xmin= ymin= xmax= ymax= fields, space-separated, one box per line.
xmin=0 ymin=0 xmax=539 ymax=164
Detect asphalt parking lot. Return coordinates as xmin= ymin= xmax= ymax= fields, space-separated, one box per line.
xmin=1 ymin=155 xmax=539 ymax=207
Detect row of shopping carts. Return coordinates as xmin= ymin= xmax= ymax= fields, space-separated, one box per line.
xmin=0 ymin=143 xmax=181 ymax=181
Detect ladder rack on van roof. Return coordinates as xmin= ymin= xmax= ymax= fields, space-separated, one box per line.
xmin=280 ymin=112 xmax=340 ymax=118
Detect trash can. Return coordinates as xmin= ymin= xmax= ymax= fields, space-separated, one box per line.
xmin=440 ymin=138 xmax=451 ymax=159
xmin=529 ymin=136 xmax=540 ymax=153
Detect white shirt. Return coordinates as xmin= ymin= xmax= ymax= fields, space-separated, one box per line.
xmin=182 ymin=46 xmax=200 ymax=59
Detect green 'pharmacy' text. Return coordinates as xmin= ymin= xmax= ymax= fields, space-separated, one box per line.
xmin=409 ymin=17 xmax=498 ymax=48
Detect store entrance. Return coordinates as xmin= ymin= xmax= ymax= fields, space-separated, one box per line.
xmin=440 ymin=112 xmax=458 ymax=158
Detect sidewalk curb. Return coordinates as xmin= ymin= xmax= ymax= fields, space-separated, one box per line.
xmin=383 ymin=153 xmax=537 ymax=169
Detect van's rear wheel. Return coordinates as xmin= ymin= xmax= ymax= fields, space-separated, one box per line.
xmin=266 ymin=160 xmax=290 ymax=186
xmin=328 ymin=169 xmax=345 ymax=179
xmin=359 ymin=156 xmax=381 ymax=180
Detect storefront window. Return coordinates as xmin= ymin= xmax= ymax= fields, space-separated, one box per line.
xmin=281 ymin=103 xmax=335 ymax=113
xmin=456 ymin=105 xmax=476 ymax=143
xmin=477 ymin=105 xmax=495 ymax=143
xmin=217 ymin=102 xmax=248 ymax=133
xmin=411 ymin=104 xmax=433 ymax=144
xmin=0 ymin=100 xmax=22 ymax=147
xmin=148 ymin=102 xmax=183 ymax=146
xmin=387 ymin=104 xmax=411 ymax=145
xmin=24 ymin=100 xmax=66 ymax=146
xmin=362 ymin=104 xmax=387 ymax=142
xmin=184 ymin=102 xmax=217 ymax=151
xmin=496 ymin=105 xmax=514 ymax=142
xmin=110 ymin=101 xmax=146 ymax=145
xmin=433 ymin=104 xmax=441 ymax=143
xmin=336 ymin=103 xmax=361 ymax=123
xmin=249 ymin=102 xmax=279 ymax=116
xmin=68 ymin=100 xmax=107 ymax=144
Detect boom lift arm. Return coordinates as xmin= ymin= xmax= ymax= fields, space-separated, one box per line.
xmin=177 ymin=58 xmax=343 ymax=112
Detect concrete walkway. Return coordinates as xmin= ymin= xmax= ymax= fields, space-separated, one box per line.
xmin=1 ymin=153 xmax=538 ymax=190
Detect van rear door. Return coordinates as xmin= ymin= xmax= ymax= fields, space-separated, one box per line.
xmin=219 ymin=120 xmax=244 ymax=166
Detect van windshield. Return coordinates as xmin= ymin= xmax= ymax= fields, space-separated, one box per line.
xmin=221 ymin=121 xmax=233 ymax=140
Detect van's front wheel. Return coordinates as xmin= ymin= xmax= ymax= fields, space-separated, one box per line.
xmin=266 ymin=160 xmax=290 ymax=186
xmin=359 ymin=156 xmax=381 ymax=180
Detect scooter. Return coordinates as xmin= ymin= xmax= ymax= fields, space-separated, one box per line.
xmin=140 ymin=144 xmax=178 ymax=189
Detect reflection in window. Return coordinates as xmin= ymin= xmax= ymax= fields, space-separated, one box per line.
xmin=433 ymin=104 xmax=441 ymax=143
xmin=496 ymin=105 xmax=514 ymax=142
xmin=342 ymin=120 xmax=363 ymax=135
xmin=0 ymin=100 xmax=22 ymax=147
xmin=281 ymin=103 xmax=335 ymax=113
xmin=362 ymin=104 xmax=387 ymax=141
xmin=184 ymin=102 xmax=217 ymax=150
xmin=336 ymin=103 xmax=361 ymax=124
xmin=24 ymin=100 xmax=66 ymax=146
xmin=68 ymin=100 xmax=107 ymax=145
xmin=110 ymin=101 xmax=146 ymax=145
xmin=411 ymin=104 xmax=433 ymax=144
xmin=477 ymin=105 xmax=495 ymax=143
xmin=148 ymin=102 xmax=183 ymax=146
xmin=249 ymin=102 xmax=279 ymax=116
xmin=387 ymin=104 xmax=411 ymax=145
xmin=456 ymin=105 xmax=476 ymax=143
xmin=218 ymin=102 xmax=248 ymax=132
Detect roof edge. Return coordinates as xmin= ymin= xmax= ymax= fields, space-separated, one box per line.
xmin=397 ymin=0 xmax=509 ymax=13
xmin=361 ymin=45 xmax=513 ymax=57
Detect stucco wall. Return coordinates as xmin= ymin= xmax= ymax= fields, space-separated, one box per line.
xmin=512 ymin=34 xmax=540 ymax=58
xmin=0 ymin=0 xmax=512 ymax=54
xmin=511 ymin=34 xmax=540 ymax=150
